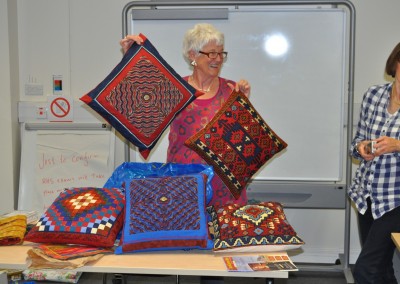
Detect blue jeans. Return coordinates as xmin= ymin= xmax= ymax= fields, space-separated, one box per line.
xmin=353 ymin=198 xmax=400 ymax=284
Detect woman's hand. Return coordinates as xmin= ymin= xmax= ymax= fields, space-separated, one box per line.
xmin=356 ymin=141 xmax=375 ymax=161
xmin=228 ymin=79 xmax=251 ymax=97
xmin=119 ymin=35 xmax=143 ymax=54
xmin=373 ymin=136 xmax=400 ymax=156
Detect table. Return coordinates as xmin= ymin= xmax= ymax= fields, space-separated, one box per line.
xmin=392 ymin=233 xmax=400 ymax=250
xmin=0 ymin=242 xmax=288 ymax=282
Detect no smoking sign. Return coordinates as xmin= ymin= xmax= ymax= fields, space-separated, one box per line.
xmin=48 ymin=96 xmax=73 ymax=122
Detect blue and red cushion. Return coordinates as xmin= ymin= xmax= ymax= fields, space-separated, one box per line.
xmin=185 ymin=90 xmax=287 ymax=199
xmin=24 ymin=187 xmax=125 ymax=248
xmin=115 ymin=174 xmax=213 ymax=254
xmin=103 ymin=162 xmax=215 ymax=205
xmin=80 ymin=34 xmax=203 ymax=159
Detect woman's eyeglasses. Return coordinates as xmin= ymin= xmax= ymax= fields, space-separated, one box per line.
xmin=198 ymin=51 xmax=228 ymax=59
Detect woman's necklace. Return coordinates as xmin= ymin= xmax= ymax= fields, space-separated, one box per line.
xmin=190 ymin=76 xmax=214 ymax=92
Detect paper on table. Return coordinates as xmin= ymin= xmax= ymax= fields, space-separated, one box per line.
xmin=223 ymin=252 xmax=298 ymax=272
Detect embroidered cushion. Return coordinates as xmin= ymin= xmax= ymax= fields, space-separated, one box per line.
xmin=103 ymin=162 xmax=215 ymax=205
xmin=115 ymin=174 xmax=212 ymax=254
xmin=185 ymin=90 xmax=288 ymax=199
xmin=80 ymin=34 xmax=203 ymax=159
xmin=208 ymin=202 xmax=304 ymax=253
xmin=24 ymin=187 xmax=125 ymax=248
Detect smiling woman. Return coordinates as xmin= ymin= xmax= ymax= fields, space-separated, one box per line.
xmin=120 ymin=23 xmax=252 ymax=208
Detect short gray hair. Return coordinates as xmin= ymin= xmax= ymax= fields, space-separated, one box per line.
xmin=182 ymin=23 xmax=224 ymax=61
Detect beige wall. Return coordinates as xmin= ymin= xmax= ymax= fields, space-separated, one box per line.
xmin=0 ymin=0 xmax=20 ymax=214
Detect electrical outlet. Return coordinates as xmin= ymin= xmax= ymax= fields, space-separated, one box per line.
xmin=36 ymin=106 xmax=47 ymax=119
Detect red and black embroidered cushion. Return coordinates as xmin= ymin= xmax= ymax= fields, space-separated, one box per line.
xmin=185 ymin=90 xmax=288 ymax=199
xmin=115 ymin=174 xmax=213 ymax=254
xmin=80 ymin=34 xmax=203 ymax=159
xmin=208 ymin=202 xmax=304 ymax=253
xmin=24 ymin=187 xmax=125 ymax=248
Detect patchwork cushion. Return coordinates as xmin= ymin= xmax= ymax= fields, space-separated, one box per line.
xmin=208 ymin=202 xmax=304 ymax=253
xmin=80 ymin=34 xmax=203 ymax=159
xmin=24 ymin=187 xmax=125 ymax=248
xmin=115 ymin=174 xmax=212 ymax=254
xmin=185 ymin=90 xmax=288 ymax=199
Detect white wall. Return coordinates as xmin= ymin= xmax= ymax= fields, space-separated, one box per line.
xmin=3 ymin=0 xmax=400 ymax=266
xmin=0 ymin=0 xmax=19 ymax=215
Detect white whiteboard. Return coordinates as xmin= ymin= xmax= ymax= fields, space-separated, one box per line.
xmin=128 ymin=7 xmax=346 ymax=182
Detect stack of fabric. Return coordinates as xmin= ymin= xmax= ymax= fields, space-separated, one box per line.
xmin=0 ymin=214 xmax=27 ymax=245
xmin=23 ymin=244 xmax=113 ymax=283
xmin=27 ymin=244 xmax=113 ymax=269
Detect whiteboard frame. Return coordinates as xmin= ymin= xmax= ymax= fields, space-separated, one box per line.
xmin=121 ymin=0 xmax=355 ymax=201
xmin=127 ymin=7 xmax=346 ymax=182
xmin=121 ymin=0 xmax=356 ymax=280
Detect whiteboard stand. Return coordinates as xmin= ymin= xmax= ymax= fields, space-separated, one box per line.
xmin=122 ymin=1 xmax=356 ymax=283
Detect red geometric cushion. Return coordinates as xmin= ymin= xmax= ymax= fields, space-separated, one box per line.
xmin=208 ymin=202 xmax=304 ymax=253
xmin=24 ymin=187 xmax=125 ymax=248
xmin=80 ymin=34 xmax=203 ymax=159
xmin=185 ymin=90 xmax=287 ymax=199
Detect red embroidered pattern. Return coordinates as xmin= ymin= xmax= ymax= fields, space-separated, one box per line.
xmin=185 ymin=91 xmax=288 ymax=199
xmin=80 ymin=34 xmax=202 ymax=159
xmin=208 ymin=202 xmax=304 ymax=251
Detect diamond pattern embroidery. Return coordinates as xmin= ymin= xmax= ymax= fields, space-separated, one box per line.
xmin=24 ymin=187 xmax=125 ymax=247
xmin=35 ymin=188 xmax=122 ymax=236
xmin=60 ymin=189 xmax=106 ymax=218
xmin=233 ymin=205 xmax=274 ymax=226
xmin=185 ymin=91 xmax=288 ymax=199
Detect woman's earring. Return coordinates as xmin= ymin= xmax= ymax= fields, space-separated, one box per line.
xmin=191 ymin=60 xmax=197 ymax=67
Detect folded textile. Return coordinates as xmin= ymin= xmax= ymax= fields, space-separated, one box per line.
xmin=37 ymin=244 xmax=113 ymax=260
xmin=0 ymin=215 xmax=27 ymax=245
xmin=27 ymin=246 xmax=107 ymax=269
xmin=23 ymin=269 xmax=82 ymax=283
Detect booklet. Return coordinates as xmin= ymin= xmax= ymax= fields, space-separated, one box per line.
xmin=223 ymin=252 xmax=298 ymax=272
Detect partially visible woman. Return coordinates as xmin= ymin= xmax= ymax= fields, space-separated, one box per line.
xmin=348 ymin=42 xmax=400 ymax=284
xmin=120 ymin=23 xmax=251 ymax=207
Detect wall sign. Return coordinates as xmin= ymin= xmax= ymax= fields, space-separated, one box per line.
xmin=48 ymin=95 xmax=73 ymax=122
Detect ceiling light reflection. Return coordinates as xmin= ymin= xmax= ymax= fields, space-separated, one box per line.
xmin=264 ymin=34 xmax=289 ymax=57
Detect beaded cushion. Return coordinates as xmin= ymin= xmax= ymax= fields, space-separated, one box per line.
xmin=80 ymin=34 xmax=203 ymax=159
xmin=115 ymin=174 xmax=212 ymax=254
xmin=208 ymin=202 xmax=304 ymax=253
xmin=185 ymin=90 xmax=287 ymax=199
xmin=24 ymin=187 xmax=125 ymax=248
